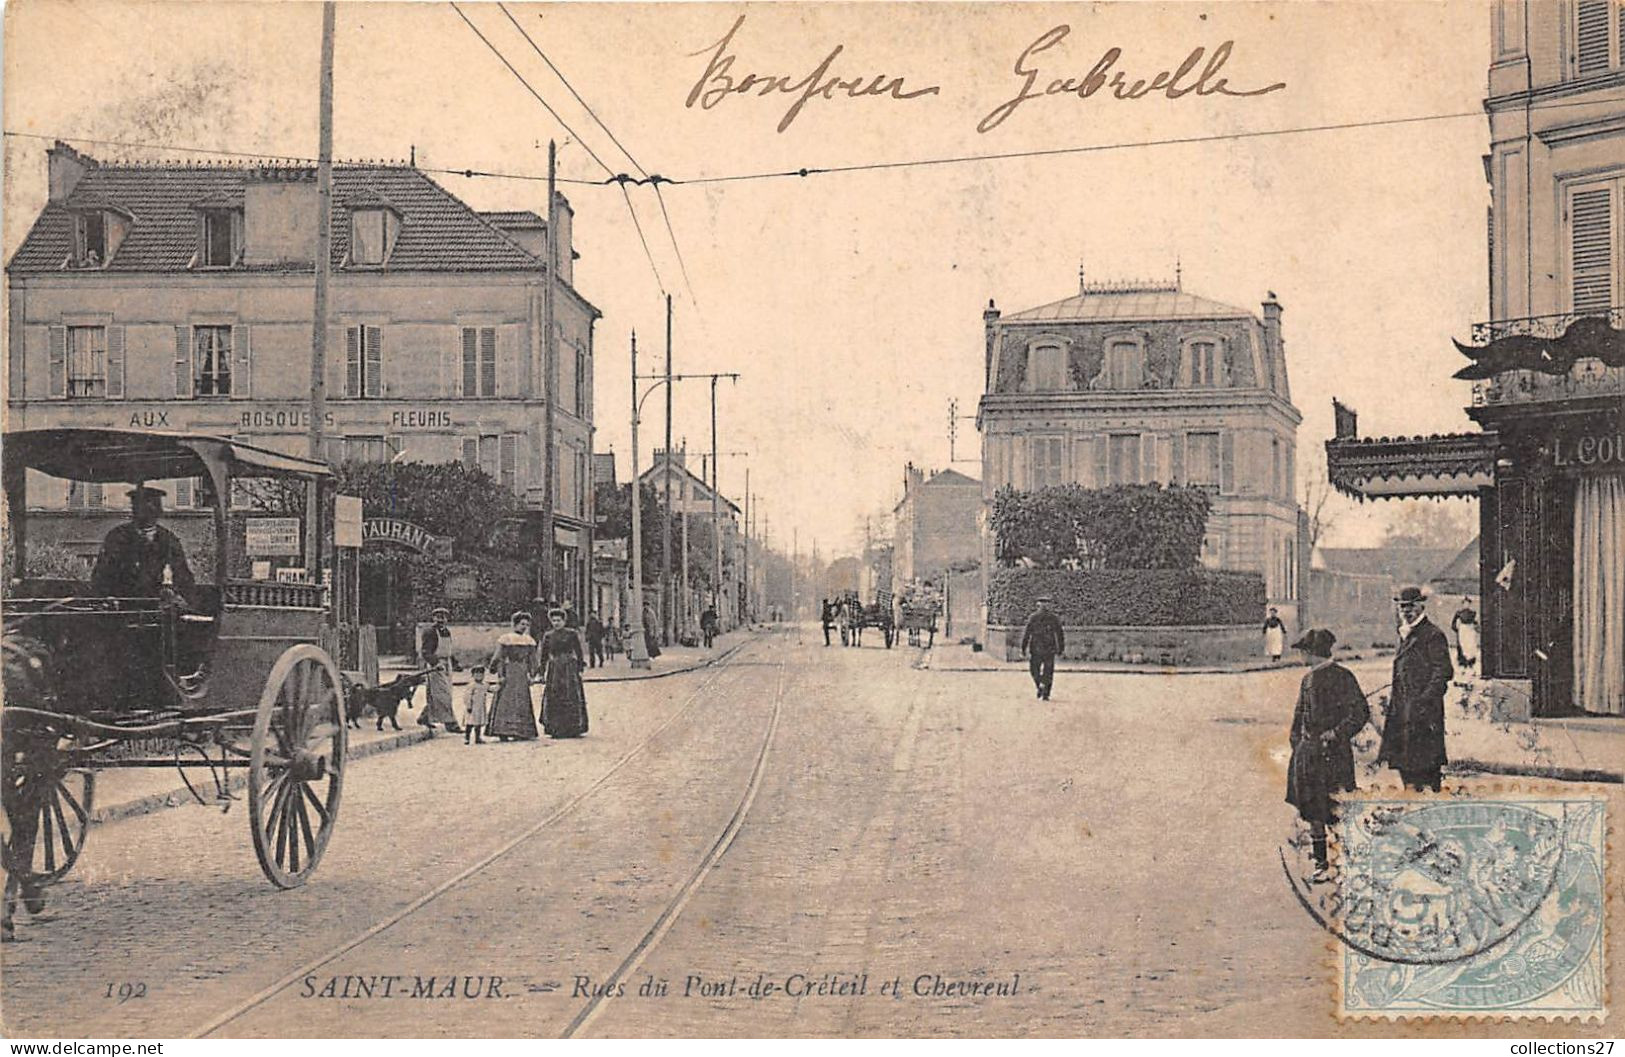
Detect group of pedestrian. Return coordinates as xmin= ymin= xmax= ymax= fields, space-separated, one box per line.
xmin=415 ymin=605 xmax=592 ymax=746
xmin=1285 ymin=585 xmax=1455 ymax=880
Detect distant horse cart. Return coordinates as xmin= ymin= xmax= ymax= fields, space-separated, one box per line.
xmin=836 ymin=591 xmax=896 ymax=648
xmin=2 ymin=429 xmax=348 ymax=942
xmin=899 ymin=594 xmax=941 ymax=647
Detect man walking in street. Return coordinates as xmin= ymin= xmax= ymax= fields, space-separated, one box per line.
xmin=585 ymin=612 xmax=606 ymax=669
xmin=1378 ymin=586 xmax=1454 ymax=791
xmin=1021 ymin=595 xmax=1065 ymax=701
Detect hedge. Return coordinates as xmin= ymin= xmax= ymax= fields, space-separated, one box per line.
xmin=988 ymin=567 xmax=1266 ymax=626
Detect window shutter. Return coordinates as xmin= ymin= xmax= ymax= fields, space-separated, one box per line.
xmin=174 ymin=325 xmax=192 ymax=397
xmin=1142 ymin=433 xmax=1158 ymax=484
xmin=488 ymin=327 xmax=505 ymax=398
xmin=1569 ymin=186 xmax=1614 ymax=312
xmin=364 ymin=325 xmax=383 ymax=397
xmin=47 ymin=325 xmax=67 ymax=398
xmin=1093 ymin=435 xmax=1109 ymax=487
xmin=345 ymin=326 xmax=360 ymax=398
xmin=103 ymin=325 xmax=126 ymax=399
xmin=1577 ymin=0 xmax=1610 ymax=74
xmin=1170 ymin=432 xmax=1185 ymax=485
xmin=460 ymin=327 xmax=475 ymax=397
xmin=461 ymin=437 xmax=478 ymax=470
xmin=87 ymin=482 xmax=104 ymax=509
xmin=232 ymin=324 xmax=251 ymax=398
xmin=1221 ymin=431 xmax=1236 ymax=493
xmin=500 ymin=433 xmax=518 ymax=494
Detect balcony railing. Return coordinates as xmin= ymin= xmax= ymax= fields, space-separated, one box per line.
xmin=1468 ymin=306 xmax=1624 ymax=407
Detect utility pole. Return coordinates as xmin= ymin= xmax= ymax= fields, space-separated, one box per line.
xmin=307 ymin=1 xmax=335 ymax=581
xmin=540 ymin=141 xmax=558 ymax=604
xmin=661 ymin=294 xmax=674 ymax=646
xmin=627 ymin=332 xmax=650 ymax=668
xmin=742 ymin=468 xmax=750 ymax=625
xmin=680 ymin=442 xmax=691 ymax=639
xmin=710 ymin=376 xmax=721 ymax=623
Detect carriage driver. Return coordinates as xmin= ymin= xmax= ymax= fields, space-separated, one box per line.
xmin=91 ymin=485 xmax=196 ymax=602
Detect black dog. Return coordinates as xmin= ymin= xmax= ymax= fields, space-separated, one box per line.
xmin=343 ymin=670 xmax=429 ymax=731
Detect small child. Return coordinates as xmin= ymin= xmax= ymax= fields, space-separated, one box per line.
xmin=463 ymin=664 xmax=489 ymax=745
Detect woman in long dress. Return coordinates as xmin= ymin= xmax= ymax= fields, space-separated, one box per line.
xmin=540 ymin=608 xmax=590 ymax=739
xmin=1263 ymin=607 xmax=1287 ymax=664
xmin=486 ymin=611 xmax=539 ymax=741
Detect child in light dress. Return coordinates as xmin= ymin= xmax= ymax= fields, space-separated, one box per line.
xmin=463 ymin=663 xmax=489 ymax=745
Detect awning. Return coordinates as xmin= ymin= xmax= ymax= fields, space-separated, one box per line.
xmin=1325 ymin=431 xmax=1498 ymax=500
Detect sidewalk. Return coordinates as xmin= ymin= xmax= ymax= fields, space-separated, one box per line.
xmin=89 ymin=632 xmax=761 ymax=824
xmin=921 ymin=639 xmax=1379 ymax=676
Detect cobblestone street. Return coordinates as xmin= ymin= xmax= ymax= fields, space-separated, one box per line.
xmin=0 ymin=629 xmax=1605 ymax=1037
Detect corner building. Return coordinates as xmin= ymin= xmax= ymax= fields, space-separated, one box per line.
xmin=5 ymin=143 xmax=599 ymax=606
xmin=977 ymin=276 xmax=1306 ymax=623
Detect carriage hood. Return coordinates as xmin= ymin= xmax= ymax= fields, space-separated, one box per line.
xmin=3 ymin=428 xmax=333 ymax=482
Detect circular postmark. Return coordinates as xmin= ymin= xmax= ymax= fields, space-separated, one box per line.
xmin=1282 ymin=798 xmax=1567 ymax=967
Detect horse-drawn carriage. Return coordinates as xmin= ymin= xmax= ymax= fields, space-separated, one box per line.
xmin=834 ymin=590 xmax=896 ymax=648
xmin=2 ymin=429 xmax=348 ymax=941
xmin=898 ymin=587 xmax=941 ymax=647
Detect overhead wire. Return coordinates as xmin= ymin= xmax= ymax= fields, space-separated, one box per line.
xmin=498 ymin=2 xmax=698 ymax=305
xmin=8 ymin=94 xmax=1617 ymax=193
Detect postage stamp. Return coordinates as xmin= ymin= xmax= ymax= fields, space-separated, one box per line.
xmin=1323 ymin=791 xmax=1608 ymax=1021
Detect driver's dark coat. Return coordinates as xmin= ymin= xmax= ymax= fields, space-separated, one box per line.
xmin=91 ymin=522 xmax=195 ymax=598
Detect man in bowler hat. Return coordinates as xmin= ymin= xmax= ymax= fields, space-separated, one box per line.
xmin=1021 ymin=595 xmax=1065 ymax=700
xmin=1377 ymin=586 xmax=1454 ymax=791
xmin=91 ymin=486 xmax=196 ymax=600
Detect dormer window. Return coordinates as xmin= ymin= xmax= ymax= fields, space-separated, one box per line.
xmin=69 ymin=208 xmax=129 ymax=268
xmin=76 ymin=211 xmax=105 ymax=266
xmin=349 ymin=207 xmax=400 ymax=266
xmin=200 ymin=209 xmax=242 ymax=267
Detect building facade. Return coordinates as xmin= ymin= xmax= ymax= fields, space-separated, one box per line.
xmin=6 ymin=143 xmax=600 ymax=621
xmin=892 ymin=464 xmax=980 ymax=589
xmin=977 ymin=276 xmax=1306 ymax=623
xmin=1327 ymin=3 xmax=1624 ymax=716
xmin=637 ymin=449 xmax=743 ymax=631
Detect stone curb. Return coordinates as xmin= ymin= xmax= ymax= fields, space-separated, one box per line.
xmin=924 ymin=654 xmax=1305 ymax=676
xmin=1450 ymin=758 xmax=1624 ymax=785
xmin=583 ymin=635 xmax=755 ymax=683
xmin=87 ymin=727 xmax=433 ymax=826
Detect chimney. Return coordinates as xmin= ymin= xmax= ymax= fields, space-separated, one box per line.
xmin=1261 ymin=291 xmax=1284 ymax=388
xmin=552 ymin=191 xmax=575 ymax=286
xmin=983 ymin=298 xmax=1001 ymax=390
xmin=47 ymin=141 xmax=95 ymax=204
xmin=243 ymin=168 xmax=319 ymax=267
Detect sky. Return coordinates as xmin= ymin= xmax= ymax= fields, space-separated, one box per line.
xmin=3 ymin=1 xmax=1493 ymax=557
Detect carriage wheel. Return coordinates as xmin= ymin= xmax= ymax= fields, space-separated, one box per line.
xmin=1 ymin=749 xmax=94 ymax=889
xmin=249 ymin=645 xmax=346 ymax=889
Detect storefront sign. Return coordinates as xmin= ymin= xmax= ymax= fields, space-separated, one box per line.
xmin=238 ymin=408 xmax=338 ymax=431
xmin=554 ymin=526 xmax=581 ymax=548
xmin=1553 ymin=431 xmax=1625 ymax=472
xmin=334 ymin=495 xmax=364 ymax=548
xmin=246 ymin=517 xmax=302 ymax=556
xmin=363 ymin=517 xmax=453 ymax=557
xmin=444 ymin=573 xmax=477 ymax=600
xmin=390 ymin=409 xmax=454 ymax=429
xmin=276 ymin=567 xmax=309 ymax=583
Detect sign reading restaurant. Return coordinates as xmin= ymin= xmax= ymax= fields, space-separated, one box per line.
xmin=363 ymin=518 xmax=453 ymax=557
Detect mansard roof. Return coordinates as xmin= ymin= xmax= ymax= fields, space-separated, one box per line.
xmin=1003 ymin=282 xmax=1255 ymax=324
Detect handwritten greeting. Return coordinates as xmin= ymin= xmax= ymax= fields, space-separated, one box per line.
xmin=684 ymin=16 xmax=1287 ymax=135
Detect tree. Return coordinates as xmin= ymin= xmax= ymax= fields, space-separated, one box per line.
xmin=1380 ymin=499 xmax=1478 ymax=550
xmin=593 ymin=481 xmax=667 ymax=582
xmin=1301 ymin=466 xmax=1341 ymax=552
xmin=991 ymin=483 xmax=1212 ymax=570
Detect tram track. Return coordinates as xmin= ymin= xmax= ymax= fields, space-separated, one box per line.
xmin=187 ymin=631 xmax=785 ymax=1039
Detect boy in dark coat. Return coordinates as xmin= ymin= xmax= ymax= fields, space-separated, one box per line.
xmin=1285 ymin=628 xmax=1370 ymax=878
xmin=1020 ymin=595 xmax=1065 ymax=700
xmin=1377 ymin=587 xmax=1454 ymax=792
